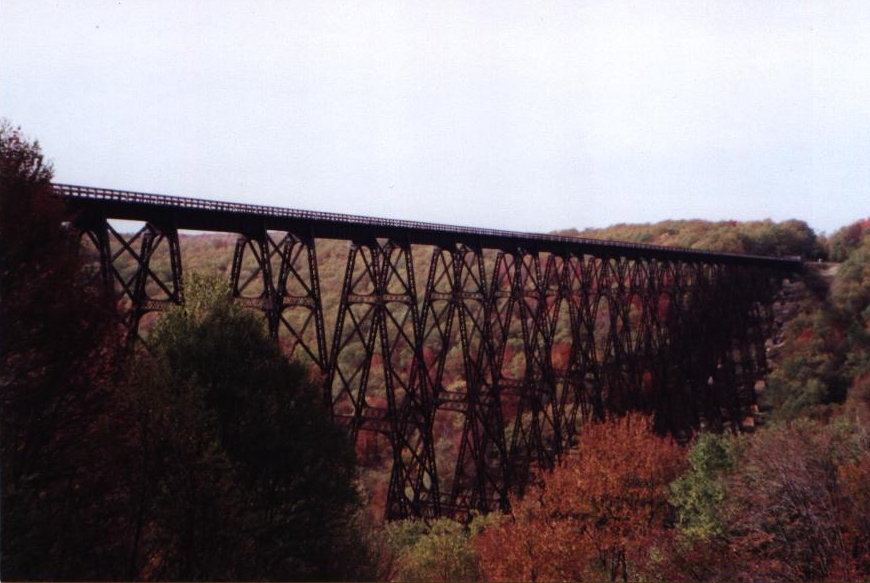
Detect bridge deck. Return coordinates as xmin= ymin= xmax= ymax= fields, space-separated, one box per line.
xmin=55 ymin=183 xmax=801 ymax=269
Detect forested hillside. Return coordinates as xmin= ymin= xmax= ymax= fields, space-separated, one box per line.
xmin=374 ymin=218 xmax=870 ymax=582
xmin=565 ymin=218 xmax=869 ymax=422
xmin=148 ymin=216 xmax=865 ymax=427
xmin=3 ymin=122 xmax=868 ymax=580
xmin=560 ymin=218 xmax=824 ymax=258
xmin=137 ymin=218 xmax=869 ymax=579
xmin=128 ymin=217 xmax=869 ymax=548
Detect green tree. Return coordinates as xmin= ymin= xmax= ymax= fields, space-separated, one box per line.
xmin=383 ymin=517 xmax=486 ymax=582
xmin=124 ymin=275 xmax=368 ymax=580
xmin=831 ymin=230 xmax=870 ymax=384
xmin=670 ymin=432 xmax=733 ymax=542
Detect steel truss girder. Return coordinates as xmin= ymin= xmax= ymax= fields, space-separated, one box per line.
xmin=77 ymin=214 xmax=781 ymax=519
xmin=326 ymin=239 xmax=440 ymax=519
xmin=419 ymin=244 xmax=510 ymax=515
xmin=78 ymin=217 xmax=183 ymax=347
xmin=230 ymin=230 xmax=328 ymax=382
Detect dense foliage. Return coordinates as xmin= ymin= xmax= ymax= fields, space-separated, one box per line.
xmin=560 ymin=218 xmax=824 ymax=258
xmin=380 ymin=516 xmax=490 ymax=581
xmin=378 ymin=218 xmax=870 ymax=582
xmin=761 ymin=219 xmax=870 ymax=420
xmin=3 ymin=122 xmax=869 ymax=581
xmin=1 ymin=122 xmax=125 ymax=578
xmin=122 ymin=276 xmax=368 ymax=580
xmin=377 ymin=415 xmax=869 ymax=583
xmin=474 ymin=414 xmax=686 ymax=582
xmin=1 ymin=124 xmax=372 ymax=580
xmin=668 ymin=420 xmax=869 ymax=581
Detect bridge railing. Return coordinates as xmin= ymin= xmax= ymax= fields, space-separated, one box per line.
xmin=53 ymin=183 xmax=803 ymax=268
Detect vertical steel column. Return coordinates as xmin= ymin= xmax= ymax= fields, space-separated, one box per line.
xmin=230 ymin=230 xmax=328 ymax=399
xmin=542 ymin=253 xmax=576 ymax=451
xmin=79 ymin=218 xmax=183 ymax=347
xmin=418 ymin=245 xmax=462 ymax=513
xmin=273 ymin=233 xmax=328 ymax=374
xmin=326 ymin=239 xmax=439 ymax=519
xmin=510 ymin=251 xmax=561 ymax=474
xmin=384 ymin=240 xmax=440 ymax=518
xmin=230 ymin=230 xmax=279 ymax=337
xmin=451 ymin=246 xmax=511 ymax=514
xmin=560 ymin=253 xmax=601 ymax=433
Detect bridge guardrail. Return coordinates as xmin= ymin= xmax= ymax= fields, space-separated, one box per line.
xmin=53 ymin=183 xmax=803 ymax=268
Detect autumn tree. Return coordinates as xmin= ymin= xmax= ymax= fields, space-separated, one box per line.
xmin=1 ymin=121 xmax=126 ymax=578
xmin=474 ymin=414 xmax=686 ymax=582
xmin=667 ymin=420 xmax=870 ymax=582
xmin=720 ymin=420 xmax=869 ymax=581
xmin=825 ymin=218 xmax=870 ymax=262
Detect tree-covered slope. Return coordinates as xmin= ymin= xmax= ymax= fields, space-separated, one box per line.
xmin=116 ymin=215 xmax=867 ymax=423
xmin=558 ymin=218 xmax=824 ymax=258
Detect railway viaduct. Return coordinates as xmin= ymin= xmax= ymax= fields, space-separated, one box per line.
xmin=56 ymin=183 xmax=801 ymax=519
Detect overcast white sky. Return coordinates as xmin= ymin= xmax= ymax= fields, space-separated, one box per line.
xmin=2 ymin=1 xmax=869 ymax=234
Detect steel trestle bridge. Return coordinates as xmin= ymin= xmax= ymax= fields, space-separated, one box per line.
xmin=57 ymin=183 xmax=801 ymax=519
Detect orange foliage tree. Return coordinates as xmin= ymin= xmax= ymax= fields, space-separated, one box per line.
xmin=474 ymin=414 xmax=687 ymax=582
